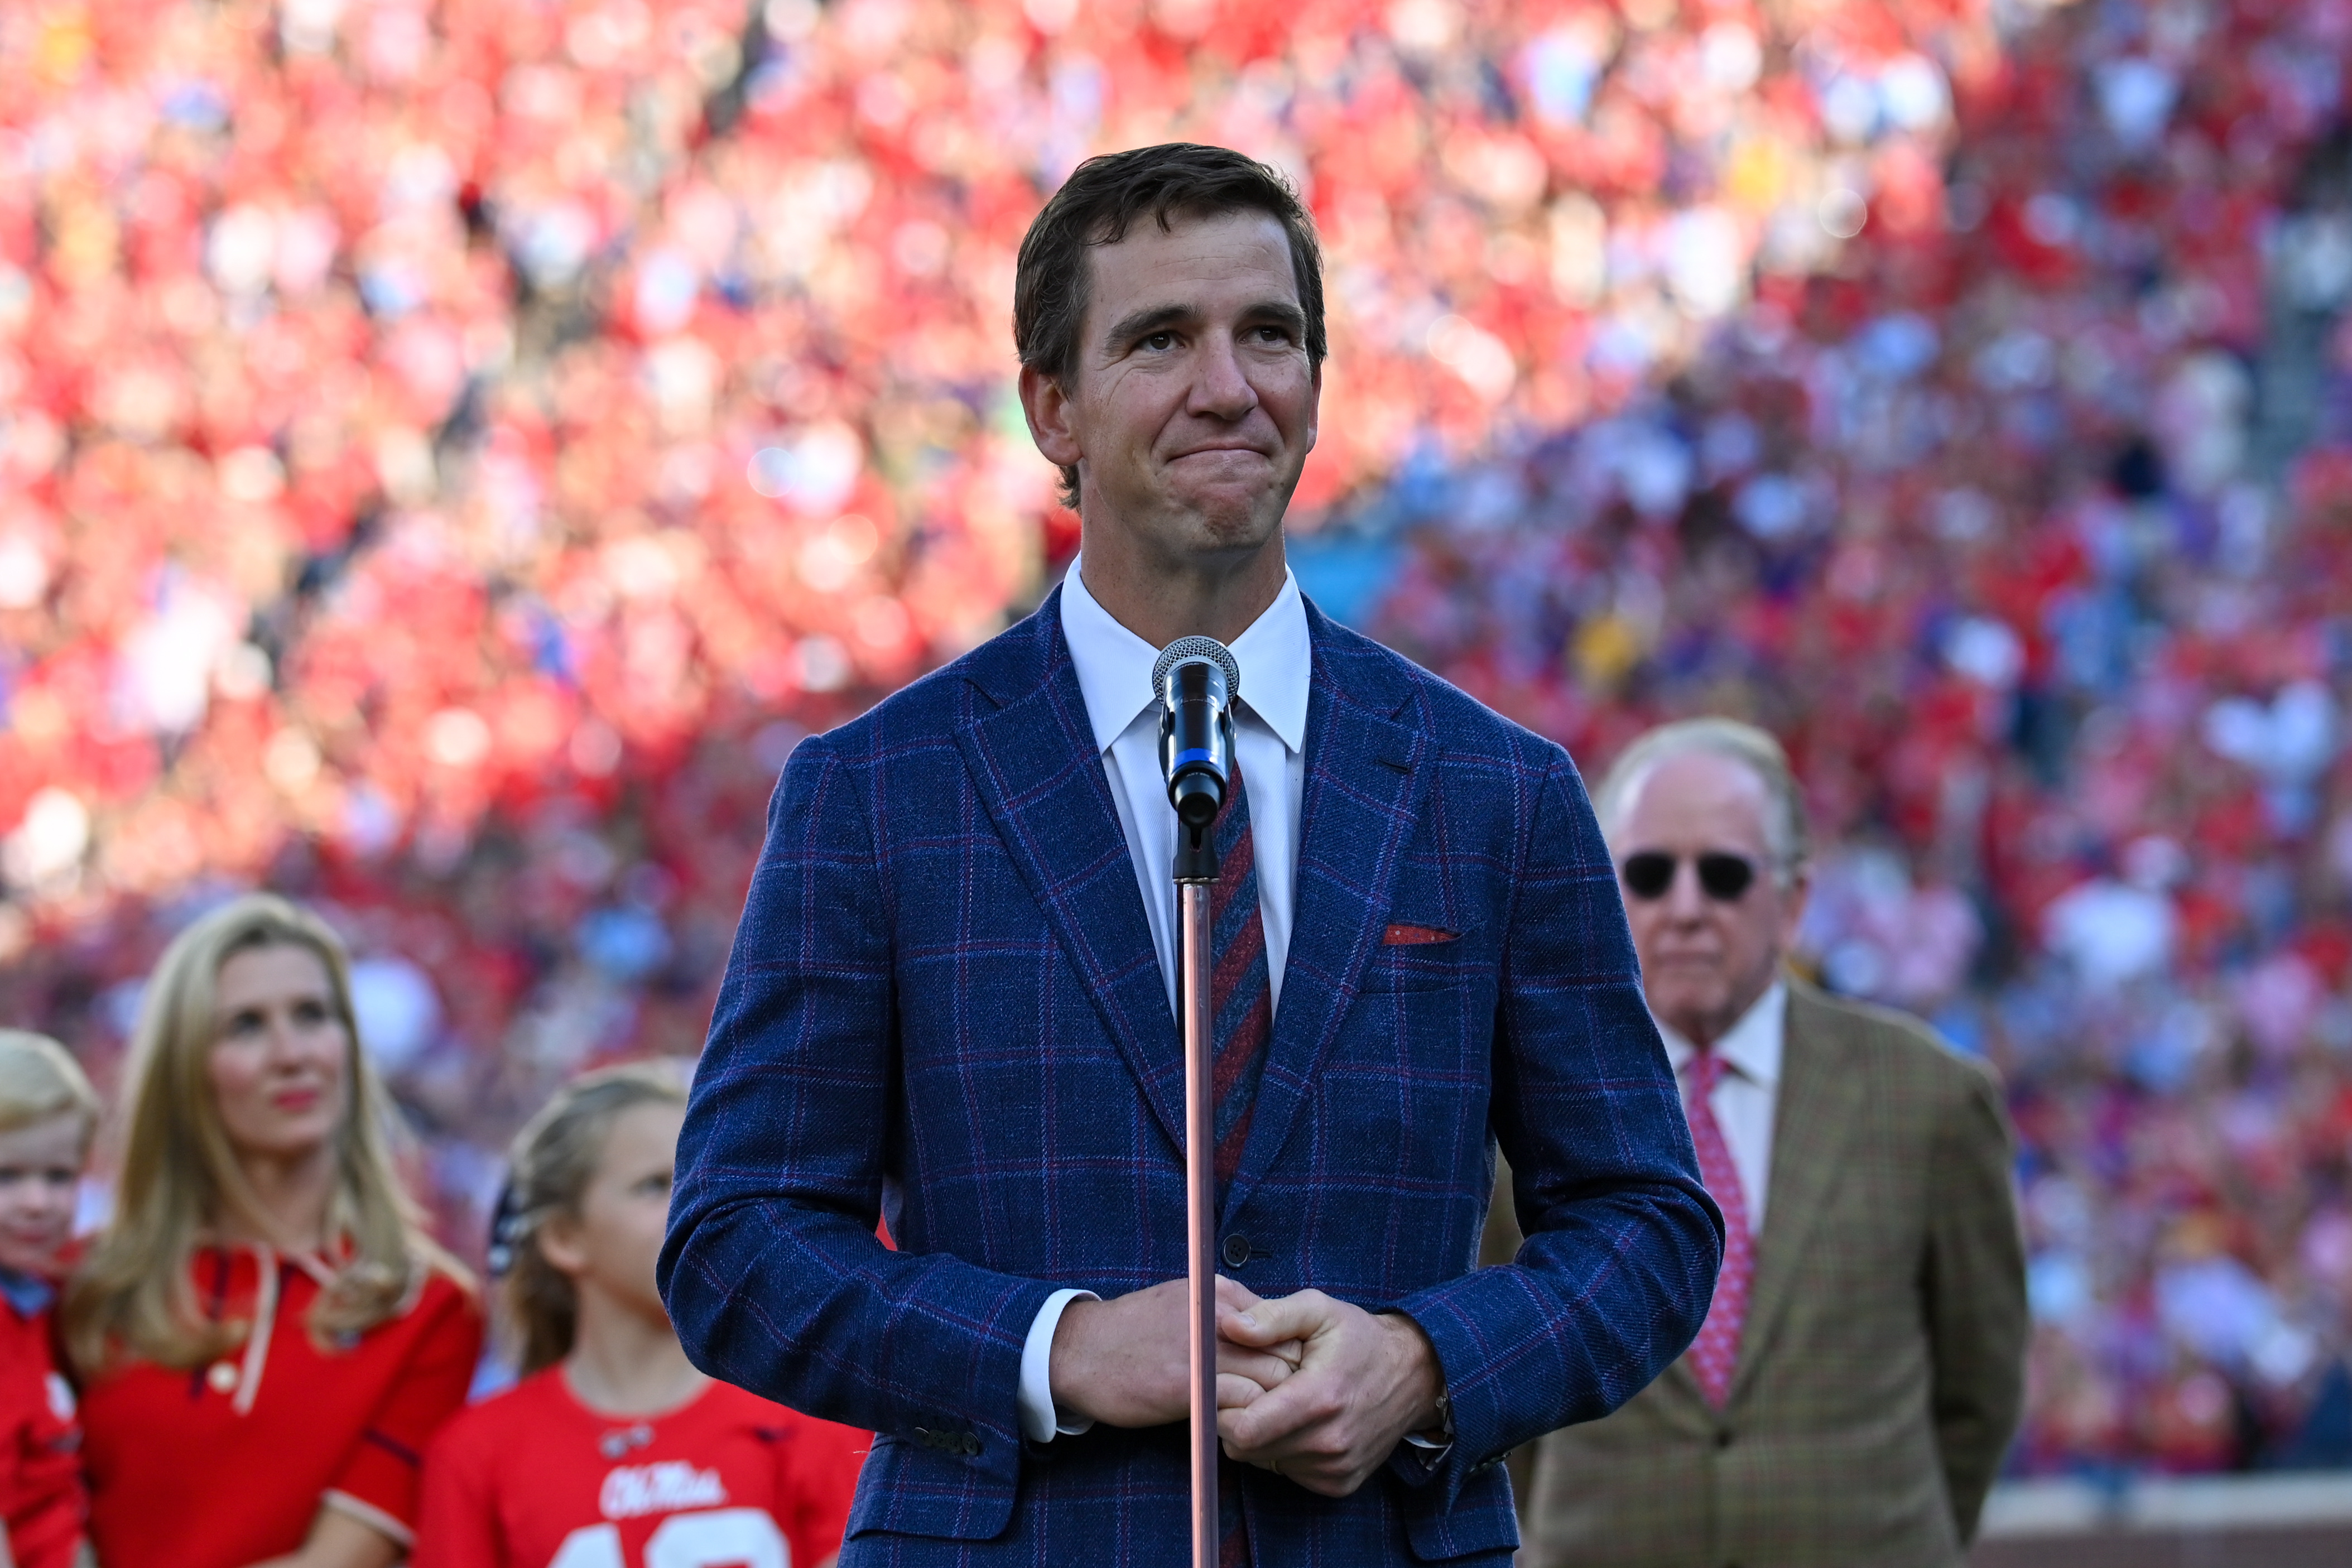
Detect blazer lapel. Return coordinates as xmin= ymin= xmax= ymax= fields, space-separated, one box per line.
xmin=1222 ymin=602 xmax=1434 ymax=1216
xmin=1729 ymin=982 xmax=1865 ymax=1407
xmin=1648 ymin=1356 xmax=1711 ymax=1420
xmin=951 ymin=590 xmax=1187 ymax=1153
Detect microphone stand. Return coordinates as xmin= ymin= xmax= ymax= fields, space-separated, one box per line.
xmin=1174 ymin=813 xmax=1220 ymax=1568
xmin=1157 ymin=638 xmax=1238 ymax=1568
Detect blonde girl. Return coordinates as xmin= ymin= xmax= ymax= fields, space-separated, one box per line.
xmin=417 ymin=1062 xmax=865 ymax=1568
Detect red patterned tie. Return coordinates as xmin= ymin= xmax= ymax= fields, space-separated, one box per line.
xmin=1682 ymin=1049 xmax=1753 ymax=1407
xmin=1210 ymin=775 xmax=1270 ymax=1568
xmin=1208 ymin=769 xmax=1271 ymax=1193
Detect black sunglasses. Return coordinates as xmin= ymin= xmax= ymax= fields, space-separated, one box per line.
xmin=1620 ymin=851 xmax=1758 ymax=902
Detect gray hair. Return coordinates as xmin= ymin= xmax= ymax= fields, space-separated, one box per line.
xmin=1592 ymin=717 xmax=1809 ymax=877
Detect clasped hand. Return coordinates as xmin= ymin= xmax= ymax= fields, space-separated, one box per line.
xmin=1048 ymin=1277 xmax=1444 ymax=1498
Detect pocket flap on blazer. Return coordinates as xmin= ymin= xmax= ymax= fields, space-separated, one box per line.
xmin=844 ymin=1432 xmax=1018 ymax=1543
xmin=1383 ymin=923 xmax=1462 ymax=946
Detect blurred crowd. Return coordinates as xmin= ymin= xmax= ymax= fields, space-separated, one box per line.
xmin=1353 ymin=0 xmax=2352 ymax=1476
xmin=4 ymin=0 xmax=2352 ymax=1478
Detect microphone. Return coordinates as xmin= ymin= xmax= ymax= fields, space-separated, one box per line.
xmin=1153 ymin=636 xmax=1240 ymax=833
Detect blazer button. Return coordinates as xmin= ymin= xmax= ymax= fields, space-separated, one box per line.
xmin=1221 ymin=1234 xmax=1252 ymax=1267
xmin=961 ymin=1433 xmax=982 ymax=1456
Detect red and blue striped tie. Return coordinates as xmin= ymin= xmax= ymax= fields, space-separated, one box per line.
xmin=1209 ymin=770 xmax=1271 ymax=1566
xmin=1208 ymin=768 xmax=1272 ymax=1193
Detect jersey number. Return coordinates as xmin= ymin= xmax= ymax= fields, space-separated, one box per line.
xmin=548 ymin=1509 xmax=790 ymax=1568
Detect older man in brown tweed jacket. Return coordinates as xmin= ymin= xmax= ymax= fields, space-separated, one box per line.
xmin=1518 ymin=718 xmax=2027 ymax=1567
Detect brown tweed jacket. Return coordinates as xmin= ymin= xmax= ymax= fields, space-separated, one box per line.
xmin=1518 ymin=979 xmax=2027 ymax=1567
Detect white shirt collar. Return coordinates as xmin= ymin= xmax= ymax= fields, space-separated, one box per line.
xmin=1658 ymin=977 xmax=1787 ymax=1089
xmin=1058 ymin=556 xmax=1311 ymax=757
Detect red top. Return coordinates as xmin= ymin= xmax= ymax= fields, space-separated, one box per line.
xmin=0 ymin=1283 xmax=83 ymax=1568
xmin=80 ymin=1245 xmax=483 ymax=1568
xmin=416 ymin=1369 xmax=867 ymax=1568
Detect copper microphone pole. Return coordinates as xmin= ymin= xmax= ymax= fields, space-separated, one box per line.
xmin=1156 ymin=636 xmax=1239 ymax=1568
xmin=1178 ymin=851 xmax=1218 ymax=1568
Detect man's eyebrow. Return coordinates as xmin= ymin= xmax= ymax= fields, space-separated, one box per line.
xmin=1240 ymin=300 xmax=1309 ymax=334
xmin=1099 ymin=299 xmax=1308 ymax=352
xmin=1102 ymin=303 xmax=1196 ymax=349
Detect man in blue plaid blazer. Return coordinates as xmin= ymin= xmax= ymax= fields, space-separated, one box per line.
xmin=661 ymin=145 xmax=1721 ymax=1565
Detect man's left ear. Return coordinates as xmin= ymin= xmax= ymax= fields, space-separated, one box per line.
xmin=1019 ymin=363 xmax=1083 ymax=471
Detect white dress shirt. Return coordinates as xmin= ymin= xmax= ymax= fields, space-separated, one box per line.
xmin=1656 ymin=979 xmax=1786 ymax=1231
xmin=1017 ymin=559 xmax=1313 ymax=1443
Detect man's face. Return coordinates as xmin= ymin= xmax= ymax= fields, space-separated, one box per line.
xmin=1023 ymin=209 xmax=1319 ymax=568
xmin=1608 ymin=751 xmax=1806 ymax=1047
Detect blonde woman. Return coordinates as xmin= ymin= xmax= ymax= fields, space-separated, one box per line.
xmin=65 ymin=894 xmax=482 ymax=1568
xmin=417 ymin=1063 xmax=864 ymax=1568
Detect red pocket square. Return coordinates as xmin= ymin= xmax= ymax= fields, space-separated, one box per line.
xmin=1382 ymin=923 xmax=1460 ymax=946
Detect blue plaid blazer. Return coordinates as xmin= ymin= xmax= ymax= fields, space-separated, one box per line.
xmin=661 ymin=589 xmax=1720 ymax=1565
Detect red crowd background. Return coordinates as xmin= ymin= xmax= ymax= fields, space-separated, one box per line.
xmin=5 ymin=0 xmax=2352 ymax=1478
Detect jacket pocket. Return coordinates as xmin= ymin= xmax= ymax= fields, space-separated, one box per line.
xmin=1363 ymin=929 xmax=1490 ymax=994
xmin=843 ymin=1433 xmax=1018 ymax=1543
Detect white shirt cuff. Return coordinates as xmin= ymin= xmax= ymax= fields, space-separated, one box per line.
xmin=1018 ymin=1288 xmax=1099 ymax=1442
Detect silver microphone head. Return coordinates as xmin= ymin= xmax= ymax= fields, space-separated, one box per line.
xmin=1152 ymin=636 xmax=1241 ymax=706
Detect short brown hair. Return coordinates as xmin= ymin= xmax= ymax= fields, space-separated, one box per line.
xmin=1013 ymin=143 xmax=1326 ymax=504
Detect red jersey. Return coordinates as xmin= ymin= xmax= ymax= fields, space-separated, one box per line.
xmin=416 ymin=1370 xmax=867 ymax=1568
xmin=80 ymin=1245 xmax=483 ymax=1568
xmin=0 ymin=1278 xmax=82 ymax=1568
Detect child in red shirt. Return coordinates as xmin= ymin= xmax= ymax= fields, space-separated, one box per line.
xmin=418 ymin=1064 xmax=864 ymax=1568
xmin=0 ymin=1031 xmax=99 ymax=1568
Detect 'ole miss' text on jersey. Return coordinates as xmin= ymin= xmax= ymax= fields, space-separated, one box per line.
xmin=417 ymin=1368 xmax=865 ymax=1568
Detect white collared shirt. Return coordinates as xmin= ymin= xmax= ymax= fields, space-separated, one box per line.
xmin=1018 ymin=557 xmax=1314 ymax=1443
xmin=1058 ymin=557 xmax=1312 ymax=1015
xmin=1656 ymin=979 xmax=1786 ymax=1230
